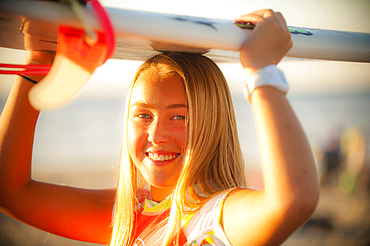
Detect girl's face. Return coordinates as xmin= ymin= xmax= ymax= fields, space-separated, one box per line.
xmin=128 ymin=69 xmax=188 ymax=197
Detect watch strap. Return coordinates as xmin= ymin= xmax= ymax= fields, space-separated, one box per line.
xmin=243 ymin=65 xmax=289 ymax=101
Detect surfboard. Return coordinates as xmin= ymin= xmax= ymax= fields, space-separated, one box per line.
xmin=1 ymin=0 xmax=370 ymax=63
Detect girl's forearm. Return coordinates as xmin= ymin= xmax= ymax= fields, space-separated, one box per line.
xmin=251 ymin=87 xmax=319 ymax=208
xmin=0 ymin=51 xmax=54 ymax=198
xmin=0 ymin=76 xmax=40 ymax=201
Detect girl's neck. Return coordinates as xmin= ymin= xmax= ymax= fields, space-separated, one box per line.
xmin=151 ymin=186 xmax=174 ymax=202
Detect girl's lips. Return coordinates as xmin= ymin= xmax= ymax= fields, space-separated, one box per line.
xmin=146 ymin=152 xmax=180 ymax=161
xmin=145 ymin=152 xmax=180 ymax=163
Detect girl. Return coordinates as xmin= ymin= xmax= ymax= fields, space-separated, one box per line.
xmin=0 ymin=9 xmax=319 ymax=246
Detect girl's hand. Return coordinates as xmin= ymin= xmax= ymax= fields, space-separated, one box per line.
xmin=21 ymin=17 xmax=56 ymax=81
xmin=235 ymin=10 xmax=292 ymax=76
xmin=21 ymin=17 xmax=56 ymax=65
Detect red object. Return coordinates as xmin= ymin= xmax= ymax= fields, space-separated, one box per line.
xmin=0 ymin=0 xmax=115 ymax=75
xmin=88 ymin=0 xmax=115 ymax=62
xmin=0 ymin=63 xmax=51 ymax=75
xmin=57 ymin=26 xmax=106 ymax=73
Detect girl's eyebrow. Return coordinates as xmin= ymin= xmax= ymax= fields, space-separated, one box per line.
xmin=131 ymin=102 xmax=150 ymax=109
xmin=131 ymin=102 xmax=188 ymax=109
xmin=166 ymin=103 xmax=188 ymax=109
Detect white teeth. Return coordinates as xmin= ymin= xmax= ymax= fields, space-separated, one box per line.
xmin=147 ymin=153 xmax=179 ymax=161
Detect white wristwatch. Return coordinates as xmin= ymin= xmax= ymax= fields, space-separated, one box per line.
xmin=242 ymin=65 xmax=290 ymax=101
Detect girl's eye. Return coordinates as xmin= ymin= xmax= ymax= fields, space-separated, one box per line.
xmin=173 ymin=115 xmax=186 ymax=120
xmin=138 ymin=114 xmax=151 ymax=119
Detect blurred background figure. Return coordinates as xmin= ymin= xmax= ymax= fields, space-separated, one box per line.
xmin=339 ymin=125 xmax=369 ymax=195
xmin=320 ymin=127 xmax=343 ymax=187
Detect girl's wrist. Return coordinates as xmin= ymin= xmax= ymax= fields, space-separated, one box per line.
xmin=242 ymin=65 xmax=289 ymax=102
xmin=25 ymin=51 xmax=55 ymax=66
xmin=23 ymin=51 xmax=55 ymax=83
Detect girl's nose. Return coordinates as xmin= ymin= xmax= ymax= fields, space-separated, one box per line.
xmin=147 ymin=118 xmax=170 ymax=144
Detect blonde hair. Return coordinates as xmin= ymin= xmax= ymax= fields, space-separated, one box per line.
xmin=110 ymin=53 xmax=246 ymax=246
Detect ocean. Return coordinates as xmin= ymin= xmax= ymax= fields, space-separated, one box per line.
xmin=1 ymin=91 xmax=365 ymax=187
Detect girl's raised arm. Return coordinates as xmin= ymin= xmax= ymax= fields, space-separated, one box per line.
xmin=222 ymin=10 xmax=319 ymax=246
xmin=0 ymin=48 xmax=115 ymax=244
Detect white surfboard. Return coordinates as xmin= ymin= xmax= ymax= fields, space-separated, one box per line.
xmin=1 ymin=0 xmax=370 ymax=63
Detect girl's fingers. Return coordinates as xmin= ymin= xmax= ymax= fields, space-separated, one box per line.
xmin=235 ymin=13 xmax=264 ymax=21
xmin=236 ymin=9 xmax=274 ymax=20
xmin=236 ymin=9 xmax=287 ymax=29
xmin=275 ymin=11 xmax=288 ymax=27
xmin=235 ymin=14 xmax=265 ymax=27
xmin=250 ymin=9 xmax=276 ymax=19
xmin=236 ymin=9 xmax=292 ymax=73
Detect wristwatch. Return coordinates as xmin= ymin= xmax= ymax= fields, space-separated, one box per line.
xmin=242 ymin=65 xmax=290 ymax=101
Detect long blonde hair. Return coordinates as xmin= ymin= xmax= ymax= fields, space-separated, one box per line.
xmin=110 ymin=53 xmax=246 ymax=246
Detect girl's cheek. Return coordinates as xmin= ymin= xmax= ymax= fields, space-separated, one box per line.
xmin=127 ymin=126 xmax=136 ymax=156
xmin=171 ymin=126 xmax=188 ymax=149
xmin=129 ymin=124 xmax=145 ymax=143
xmin=128 ymin=125 xmax=148 ymax=163
xmin=128 ymin=123 xmax=143 ymax=147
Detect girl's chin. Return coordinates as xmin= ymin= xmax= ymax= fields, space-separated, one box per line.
xmin=143 ymin=172 xmax=179 ymax=189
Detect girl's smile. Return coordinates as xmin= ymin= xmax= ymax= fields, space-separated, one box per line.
xmin=145 ymin=152 xmax=181 ymax=163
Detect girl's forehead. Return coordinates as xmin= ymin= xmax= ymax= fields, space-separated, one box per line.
xmin=130 ymin=69 xmax=188 ymax=106
xmin=136 ymin=67 xmax=179 ymax=84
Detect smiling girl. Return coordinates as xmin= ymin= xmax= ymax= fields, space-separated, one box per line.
xmin=0 ymin=9 xmax=319 ymax=246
